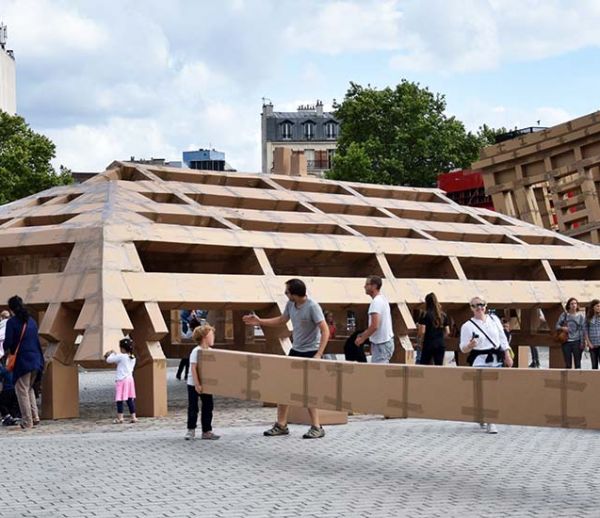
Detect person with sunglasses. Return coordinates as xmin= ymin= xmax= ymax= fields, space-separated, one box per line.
xmin=459 ymin=297 xmax=513 ymax=434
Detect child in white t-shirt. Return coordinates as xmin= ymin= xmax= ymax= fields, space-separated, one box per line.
xmin=185 ymin=323 xmax=219 ymax=440
xmin=104 ymin=337 xmax=138 ymax=424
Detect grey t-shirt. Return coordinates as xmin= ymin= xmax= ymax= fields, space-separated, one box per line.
xmin=283 ymin=299 xmax=325 ymax=352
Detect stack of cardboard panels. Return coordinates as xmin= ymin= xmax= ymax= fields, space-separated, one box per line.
xmin=1 ymin=161 xmax=599 ymax=420
xmin=472 ymin=111 xmax=600 ymax=244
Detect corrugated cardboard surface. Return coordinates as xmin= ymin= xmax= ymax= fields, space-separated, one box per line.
xmin=201 ymin=349 xmax=600 ymax=430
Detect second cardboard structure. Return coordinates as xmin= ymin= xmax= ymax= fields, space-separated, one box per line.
xmin=200 ymin=349 xmax=600 ymax=430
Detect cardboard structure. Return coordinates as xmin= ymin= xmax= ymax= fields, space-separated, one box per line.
xmin=1 ymin=161 xmax=600 ymax=419
xmin=202 ymin=349 xmax=600 ymax=430
xmin=472 ymin=111 xmax=600 ymax=244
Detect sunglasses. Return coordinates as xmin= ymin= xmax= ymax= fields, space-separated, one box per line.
xmin=470 ymin=303 xmax=486 ymax=308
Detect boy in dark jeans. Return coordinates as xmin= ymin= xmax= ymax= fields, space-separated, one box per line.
xmin=184 ymin=323 xmax=219 ymax=441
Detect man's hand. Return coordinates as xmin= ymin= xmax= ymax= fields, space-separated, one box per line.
xmin=313 ymin=352 xmax=323 ymax=360
xmin=355 ymin=334 xmax=365 ymax=346
xmin=242 ymin=313 xmax=260 ymax=326
xmin=195 ymin=383 xmax=202 ymax=394
xmin=504 ymin=352 xmax=514 ymax=368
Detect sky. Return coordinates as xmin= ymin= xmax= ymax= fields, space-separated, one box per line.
xmin=2 ymin=0 xmax=600 ymax=173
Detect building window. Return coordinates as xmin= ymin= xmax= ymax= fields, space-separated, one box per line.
xmin=281 ymin=122 xmax=292 ymax=140
xmin=304 ymin=121 xmax=315 ymax=140
xmin=325 ymin=121 xmax=338 ymax=139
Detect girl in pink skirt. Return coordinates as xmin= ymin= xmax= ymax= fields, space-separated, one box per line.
xmin=104 ymin=337 xmax=138 ymax=424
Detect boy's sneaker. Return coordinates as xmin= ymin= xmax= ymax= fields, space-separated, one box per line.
xmin=184 ymin=429 xmax=196 ymax=441
xmin=201 ymin=431 xmax=220 ymax=440
xmin=486 ymin=423 xmax=498 ymax=434
xmin=302 ymin=426 xmax=325 ymax=439
xmin=263 ymin=423 xmax=289 ymax=436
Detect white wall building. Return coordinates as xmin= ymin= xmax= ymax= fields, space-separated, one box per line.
xmin=0 ymin=23 xmax=17 ymax=115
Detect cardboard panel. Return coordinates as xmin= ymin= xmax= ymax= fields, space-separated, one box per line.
xmin=201 ymin=349 xmax=600 ymax=430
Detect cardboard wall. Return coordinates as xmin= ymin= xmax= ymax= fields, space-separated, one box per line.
xmin=201 ymin=349 xmax=600 ymax=430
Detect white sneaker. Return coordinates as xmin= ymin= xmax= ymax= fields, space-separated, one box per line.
xmin=486 ymin=423 xmax=498 ymax=434
xmin=184 ymin=429 xmax=196 ymax=440
xmin=479 ymin=423 xmax=486 ymax=430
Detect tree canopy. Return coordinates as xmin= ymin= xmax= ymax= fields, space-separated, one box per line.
xmin=327 ymin=81 xmax=503 ymax=187
xmin=0 ymin=111 xmax=72 ymax=205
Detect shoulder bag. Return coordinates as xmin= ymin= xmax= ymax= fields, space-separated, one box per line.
xmin=6 ymin=322 xmax=27 ymax=372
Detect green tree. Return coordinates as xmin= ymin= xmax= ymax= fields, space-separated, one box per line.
xmin=327 ymin=81 xmax=497 ymax=187
xmin=0 ymin=110 xmax=72 ymax=205
xmin=476 ymin=123 xmax=508 ymax=147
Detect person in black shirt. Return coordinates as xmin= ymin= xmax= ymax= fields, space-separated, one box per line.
xmin=417 ymin=292 xmax=450 ymax=366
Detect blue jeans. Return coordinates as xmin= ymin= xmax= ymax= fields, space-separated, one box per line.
xmin=371 ymin=339 xmax=394 ymax=363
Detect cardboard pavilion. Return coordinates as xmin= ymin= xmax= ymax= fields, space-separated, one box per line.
xmin=1 ymin=161 xmax=599 ymax=420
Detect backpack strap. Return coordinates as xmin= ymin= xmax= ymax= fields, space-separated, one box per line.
xmin=469 ymin=317 xmax=500 ymax=350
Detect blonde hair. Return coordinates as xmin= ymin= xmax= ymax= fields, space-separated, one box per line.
xmin=0 ymin=310 xmax=9 ymax=319
xmin=192 ymin=323 xmax=215 ymax=343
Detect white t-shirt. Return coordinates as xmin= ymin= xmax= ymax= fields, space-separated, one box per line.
xmin=187 ymin=346 xmax=202 ymax=386
xmin=459 ymin=314 xmax=509 ymax=367
xmin=368 ymin=294 xmax=394 ymax=344
xmin=105 ymin=352 xmax=136 ymax=381
xmin=0 ymin=319 xmax=6 ymax=358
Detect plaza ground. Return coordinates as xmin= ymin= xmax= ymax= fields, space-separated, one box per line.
xmin=3 ymin=356 xmax=600 ymax=517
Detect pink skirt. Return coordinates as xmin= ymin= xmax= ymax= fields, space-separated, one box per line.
xmin=115 ymin=376 xmax=136 ymax=401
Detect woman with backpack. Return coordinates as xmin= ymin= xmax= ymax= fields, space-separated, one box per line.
xmin=459 ymin=296 xmax=513 ymax=434
xmin=556 ymin=297 xmax=585 ymax=369
xmin=417 ymin=292 xmax=450 ymax=366
xmin=3 ymin=295 xmax=44 ymax=430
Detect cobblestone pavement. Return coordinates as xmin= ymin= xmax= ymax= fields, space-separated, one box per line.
xmin=3 ymin=365 xmax=600 ymax=517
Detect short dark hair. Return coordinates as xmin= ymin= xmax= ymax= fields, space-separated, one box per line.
xmin=366 ymin=275 xmax=382 ymax=290
xmin=285 ymin=278 xmax=306 ymax=297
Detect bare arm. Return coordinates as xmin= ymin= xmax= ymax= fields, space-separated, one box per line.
xmin=314 ymin=320 xmax=330 ymax=359
xmin=242 ymin=313 xmax=289 ymax=327
xmin=355 ymin=313 xmax=380 ymax=345
xmin=191 ymin=362 xmax=202 ymax=393
xmin=443 ymin=326 xmax=450 ymax=338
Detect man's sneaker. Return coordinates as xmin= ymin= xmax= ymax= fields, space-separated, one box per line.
xmin=263 ymin=423 xmax=289 ymax=436
xmin=486 ymin=423 xmax=498 ymax=434
xmin=184 ymin=429 xmax=196 ymax=441
xmin=201 ymin=431 xmax=220 ymax=440
xmin=302 ymin=426 xmax=325 ymax=439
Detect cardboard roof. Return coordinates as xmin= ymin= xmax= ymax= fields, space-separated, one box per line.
xmin=1 ymin=161 xmax=599 ymax=361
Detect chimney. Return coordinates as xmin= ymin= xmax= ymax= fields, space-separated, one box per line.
xmin=316 ymin=100 xmax=323 ymax=116
xmin=263 ymin=101 xmax=274 ymax=117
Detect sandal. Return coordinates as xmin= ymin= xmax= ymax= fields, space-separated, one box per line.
xmin=113 ymin=418 xmax=124 ymax=424
xmin=130 ymin=418 xmax=138 ymax=424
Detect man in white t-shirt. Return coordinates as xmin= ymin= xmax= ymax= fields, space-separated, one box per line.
xmin=355 ymin=275 xmax=394 ymax=363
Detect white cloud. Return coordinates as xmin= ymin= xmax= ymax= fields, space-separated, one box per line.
xmin=457 ymin=100 xmax=573 ymax=135
xmin=285 ymin=0 xmax=402 ymax=54
xmin=390 ymin=0 xmax=600 ymax=72
xmin=3 ymin=0 xmax=108 ymax=58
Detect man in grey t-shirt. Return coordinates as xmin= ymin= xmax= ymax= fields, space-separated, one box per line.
xmin=243 ymin=278 xmax=329 ymax=439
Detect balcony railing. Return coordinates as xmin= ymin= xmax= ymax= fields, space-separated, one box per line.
xmin=307 ymin=160 xmax=331 ymax=171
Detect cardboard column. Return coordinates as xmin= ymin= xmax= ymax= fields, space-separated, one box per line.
xmin=39 ymin=303 xmax=80 ymax=419
xmin=544 ymin=305 xmax=566 ymax=368
xmin=256 ymin=303 xmax=292 ymax=354
xmin=129 ymin=302 xmax=169 ymax=417
xmin=447 ymin=306 xmax=473 ymax=366
xmin=390 ymin=303 xmax=415 ymax=364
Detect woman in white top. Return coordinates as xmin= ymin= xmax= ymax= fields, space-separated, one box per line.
xmin=0 ymin=310 xmax=9 ymax=358
xmin=459 ymin=297 xmax=513 ymax=434
xmin=104 ymin=337 xmax=138 ymax=424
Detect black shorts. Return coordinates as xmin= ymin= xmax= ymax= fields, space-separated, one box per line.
xmin=289 ymin=349 xmax=318 ymax=358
